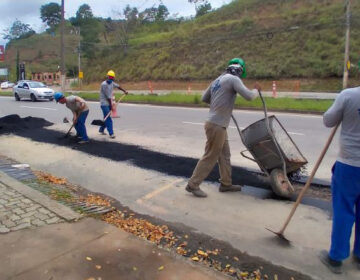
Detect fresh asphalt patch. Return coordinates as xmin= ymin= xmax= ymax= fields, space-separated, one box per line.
xmin=0 ymin=114 xmax=271 ymax=190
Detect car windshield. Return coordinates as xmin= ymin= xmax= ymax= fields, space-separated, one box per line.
xmin=29 ymin=82 xmax=46 ymax=88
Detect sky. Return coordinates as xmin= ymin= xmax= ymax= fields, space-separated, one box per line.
xmin=0 ymin=0 xmax=232 ymax=46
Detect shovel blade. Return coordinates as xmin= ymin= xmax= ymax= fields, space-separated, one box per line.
xmin=91 ymin=119 xmax=105 ymax=126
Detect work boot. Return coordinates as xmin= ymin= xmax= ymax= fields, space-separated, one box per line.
xmin=110 ymin=134 xmax=116 ymax=139
xmin=319 ymin=250 xmax=343 ymax=274
xmin=185 ymin=185 xmax=207 ymax=198
xmin=219 ymin=184 xmax=242 ymax=192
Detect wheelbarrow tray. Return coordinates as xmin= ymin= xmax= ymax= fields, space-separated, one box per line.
xmin=240 ymin=115 xmax=307 ymax=174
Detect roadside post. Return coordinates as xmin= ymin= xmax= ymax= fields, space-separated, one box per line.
xmin=272 ymin=81 xmax=277 ymax=98
xmin=148 ymin=81 xmax=154 ymax=95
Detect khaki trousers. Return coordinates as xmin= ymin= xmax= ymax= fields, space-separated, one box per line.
xmin=188 ymin=122 xmax=232 ymax=189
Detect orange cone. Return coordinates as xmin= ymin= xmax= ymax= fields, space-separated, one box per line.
xmin=111 ymin=95 xmax=120 ymax=118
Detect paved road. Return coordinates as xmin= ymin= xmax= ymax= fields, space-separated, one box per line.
xmin=0 ymin=96 xmax=338 ymax=182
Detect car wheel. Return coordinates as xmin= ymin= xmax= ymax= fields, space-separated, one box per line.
xmin=30 ymin=94 xmax=37 ymax=102
xmin=14 ymin=93 xmax=21 ymax=101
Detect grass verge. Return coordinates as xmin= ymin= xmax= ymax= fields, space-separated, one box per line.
xmin=72 ymin=92 xmax=333 ymax=113
xmin=0 ymin=91 xmax=13 ymax=96
xmin=0 ymin=91 xmax=333 ymax=113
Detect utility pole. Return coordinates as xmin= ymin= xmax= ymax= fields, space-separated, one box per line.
xmin=78 ymin=27 xmax=81 ymax=89
xmin=343 ymin=0 xmax=351 ymax=89
xmin=60 ymin=0 xmax=65 ymax=92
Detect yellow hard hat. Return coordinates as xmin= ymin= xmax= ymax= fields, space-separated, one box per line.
xmin=107 ymin=70 xmax=115 ymax=78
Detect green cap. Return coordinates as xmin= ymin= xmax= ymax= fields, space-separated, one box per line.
xmin=228 ymin=57 xmax=247 ymax=78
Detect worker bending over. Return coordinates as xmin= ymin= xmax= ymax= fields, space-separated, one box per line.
xmin=55 ymin=92 xmax=89 ymax=144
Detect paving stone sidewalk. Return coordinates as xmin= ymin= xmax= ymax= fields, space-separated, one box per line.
xmin=0 ymin=181 xmax=64 ymax=233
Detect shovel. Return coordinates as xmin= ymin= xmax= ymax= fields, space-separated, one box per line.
xmin=62 ymin=117 xmax=74 ymax=138
xmin=266 ymin=124 xmax=339 ymax=244
xmin=91 ymin=94 xmax=127 ymax=126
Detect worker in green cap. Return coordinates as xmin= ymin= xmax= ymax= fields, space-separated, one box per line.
xmin=186 ymin=58 xmax=261 ymax=198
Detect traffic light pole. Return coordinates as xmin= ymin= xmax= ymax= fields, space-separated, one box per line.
xmin=343 ymin=0 xmax=351 ymax=89
xmin=60 ymin=0 xmax=66 ymax=92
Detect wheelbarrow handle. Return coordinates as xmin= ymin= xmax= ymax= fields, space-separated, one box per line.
xmin=240 ymin=150 xmax=256 ymax=162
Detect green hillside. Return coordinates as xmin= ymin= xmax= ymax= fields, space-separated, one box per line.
xmin=3 ymin=0 xmax=360 ymax=84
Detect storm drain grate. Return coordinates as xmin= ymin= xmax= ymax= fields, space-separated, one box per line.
xmin=0 ymin=159 xmax=36 ymax=181
xmin=64 ymin=201 xmax=114 ymax=215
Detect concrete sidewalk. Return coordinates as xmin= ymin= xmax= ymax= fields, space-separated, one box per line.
xmin=0 ymin=218 xmax=227 ymax=280
xmin=0 ymin=166 xmax=227 ymax=280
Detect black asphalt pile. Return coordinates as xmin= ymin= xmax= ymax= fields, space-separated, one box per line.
xmin=0 ymin=114 xmax=53 ymax=134
xmin=10 ymin=125 xmax=270 ymax=189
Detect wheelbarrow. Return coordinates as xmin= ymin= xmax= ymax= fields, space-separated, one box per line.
xmin=231 ymin=91 xmax=307 ymax=198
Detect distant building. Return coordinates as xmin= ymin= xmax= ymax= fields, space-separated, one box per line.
xmin=31 ymin=71 xmax=60 ymax=85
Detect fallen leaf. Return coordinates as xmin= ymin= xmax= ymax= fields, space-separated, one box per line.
xmin=176 ymin=247 xmax=187 ymax=255
xmin=95 ymin=265 xmax=102 ymax=270
xmin=240 ymin=272 xmax=249 ymax=277
xmin=197 ymin=250 xmax=208 ymax=257
xmin=233 ymin=256 xmax=239 ymax=261
xmin=86 ymin=257 xmax=92 ymax=261
xmin=158 ymin=266 xmax=164 ymax=271
xmin=184 ymin=235 xmax=189 ymax=239
xmin=274 ymin=274 xmax=278 ymax=280
xmin=225 ymin=264 xmax=231 ymax=269
xmin=133 ymin=266 xmax=137 ymax=271
xmin=191 ymin=256 xmax=199 ymax=262
xmin=229 ymin=268 xmax=236 ymax=274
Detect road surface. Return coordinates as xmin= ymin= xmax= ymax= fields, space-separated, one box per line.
xmin=0 ymin=96 xmax=338 ymax=182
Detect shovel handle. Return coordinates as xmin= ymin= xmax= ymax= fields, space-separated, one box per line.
xmin=103 ymin=94 xmax=127 ymax=122
xmin=278 ymin=124 xmax=339 ymax=234
xmin=65 ymin=124 xmax=74 ymax=137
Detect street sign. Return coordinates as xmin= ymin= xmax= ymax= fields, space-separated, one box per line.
xmin=347 ymin=60 xmax=351 ymax=70
xmin=0 ymin=45 xmax=4 ymax=61
xmin=19 ymin=63 xmax=26 ymax=80
xmin=79 ymin=71 xmax=83 ymax=79
xmin=0 ymin=68 xmax=8 ymax=76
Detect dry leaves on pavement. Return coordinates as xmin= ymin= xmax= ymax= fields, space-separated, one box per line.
xmin=80 ymin=194 xmax=112 ymax=208
xmin=35 ymin=171 xmax=68 ymax=185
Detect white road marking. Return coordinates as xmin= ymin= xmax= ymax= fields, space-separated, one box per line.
xmin=20 ymin=106 xmax=57 ymax=111
xmin=182 ymin=121 xmax=304 ymax=136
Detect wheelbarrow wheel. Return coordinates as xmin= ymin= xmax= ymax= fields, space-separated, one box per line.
xmin=270 ymin=168 xmax=293 ymax=198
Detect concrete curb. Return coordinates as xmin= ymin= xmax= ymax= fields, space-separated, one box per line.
xmin=0 ymin=171 xmax=81 ymax=222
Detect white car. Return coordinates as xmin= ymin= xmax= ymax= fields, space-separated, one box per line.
xmin=1 ymin=81 xmax=15 ymax=89
xmin=13 ymin=80 xmax=55 ymax=102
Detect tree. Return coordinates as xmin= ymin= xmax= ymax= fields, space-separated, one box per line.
xmin=70 ymin=4 xmax=102 ymax=59
xmin=40 ymin=2 xmax=61 ymax=30
xmin=196 ymin=2 xmax=212 ymax=17
xmin=2 ymin=19 xmax=35 ymax=41
xmin=140 ymin=4 xmax=169 ymax=23
xmin=123 ymin=5 xmax=139 ymax=25
xmin=156 ymin=4 xmax=169 ymax=21
xmin=188 ymin=0 xmax=212 ymax=17
xmin=76 ymin=4 xmax=94 ymax=21
xmin=140 ymin=7 xmax=158 ymax=22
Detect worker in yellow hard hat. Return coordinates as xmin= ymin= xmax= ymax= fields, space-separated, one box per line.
xmin=99 ymin=70 xmax=128 ymax=138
